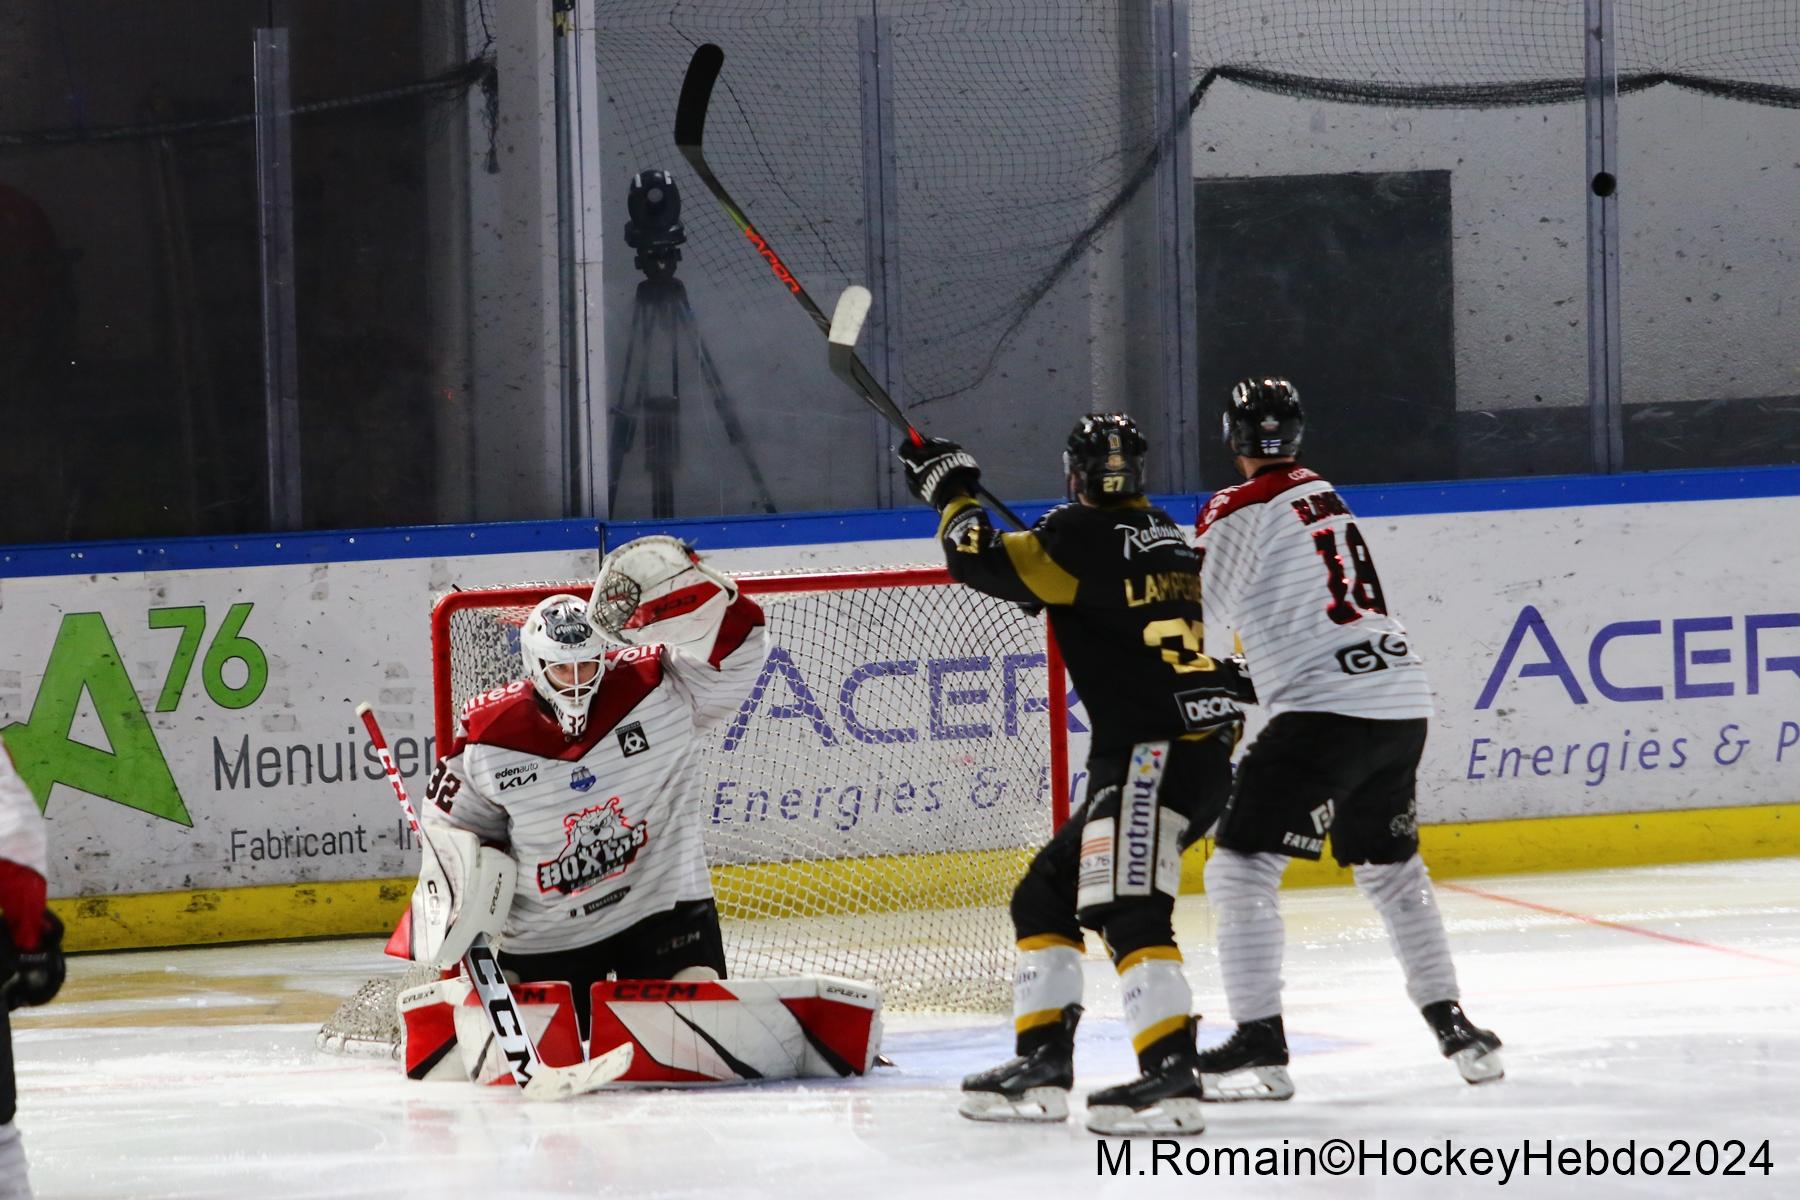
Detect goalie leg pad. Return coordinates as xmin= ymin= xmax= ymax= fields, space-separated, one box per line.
xmin=450 ymin=978 xmax=585 ymax=1086
xmin=411 ymin=822 xmax=516 ymax=969
xmin=589 ymin=977 xmax=883 ymax=1084
xmin=398 ymin=973 xmax=468 ymax=1081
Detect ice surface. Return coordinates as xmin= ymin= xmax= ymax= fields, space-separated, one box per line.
xmin=14 ymin=858 xmax=1799 ymax=1198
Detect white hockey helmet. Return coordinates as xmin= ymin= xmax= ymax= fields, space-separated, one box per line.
xmin=519 ymin=594 xmax=608 ymax=737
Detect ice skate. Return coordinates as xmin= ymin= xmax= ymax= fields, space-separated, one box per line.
xmin=1084 ymin=1024 xmax=1206 ymax=1136
xmin=1195 ymin=1015 xmax=1294 ymax=1102
xmin=1423 ymin=1001 xmax=1504 ymax=1084
xmin=959 ymin=1005 xmax=1078 ymax=1123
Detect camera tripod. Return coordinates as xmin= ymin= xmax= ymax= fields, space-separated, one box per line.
xmin=608 ymin=268 xmax=777 ymax=518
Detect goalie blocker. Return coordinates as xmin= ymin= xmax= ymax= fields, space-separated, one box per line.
xmin=401 ymin=974 xmax=882 ymax=1085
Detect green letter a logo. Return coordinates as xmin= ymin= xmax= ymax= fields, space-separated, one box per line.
xmin=0 ymin=612 xmax=192 ymax=826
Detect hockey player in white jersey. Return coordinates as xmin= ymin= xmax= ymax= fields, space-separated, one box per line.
xmin=401 ymin=537 xmax=882 ymax=1086
xmin=1192 ymin=378 xmax=1501 ymax=1100
xmin=420 ymin=537 xmax=764 ymax=1018
xmin=1 ymin=744 xmax=66 ymax=1199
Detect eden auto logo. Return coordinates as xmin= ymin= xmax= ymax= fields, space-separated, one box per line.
xmin=0 ymin=603 xmax=269 ymax=824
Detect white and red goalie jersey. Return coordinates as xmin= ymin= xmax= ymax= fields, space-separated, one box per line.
xmin=423 ymin=589 xmax=766 ymax=955
xmin=1196 ymin=463 xmax=1433 ymax=720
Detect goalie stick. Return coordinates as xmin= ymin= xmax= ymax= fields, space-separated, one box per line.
xmin=674 ymin=43 xmax=1026 ymax=531
xmin=356 ymin=702 xmax=632 ymax=1099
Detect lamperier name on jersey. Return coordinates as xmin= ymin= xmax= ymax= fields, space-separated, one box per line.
xmin=938 ymin=494 xmax=1240 ymax=754
xmin=425 ymin=597 xmax=766 ymax=953
xmin=1196 ymin=464 xmax=1432 ymax=719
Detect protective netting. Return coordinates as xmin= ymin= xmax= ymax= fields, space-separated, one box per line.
xmin=595 ymin=0 xmax=1800 ymax=411
xmin=435 ymin=570 xmax=1054 ymax=1012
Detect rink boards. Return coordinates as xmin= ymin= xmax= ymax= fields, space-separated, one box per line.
xmin=2 ymin=467 xmax=1798 ymax=950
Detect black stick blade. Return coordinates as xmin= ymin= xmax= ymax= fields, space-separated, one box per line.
xmin=675 ymin=44 xmax=725 ymax=149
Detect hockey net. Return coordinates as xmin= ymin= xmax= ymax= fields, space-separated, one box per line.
xmin=318 ymin=566 xmax=1067 ymax=1056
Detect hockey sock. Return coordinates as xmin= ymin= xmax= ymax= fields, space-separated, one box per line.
xmin=1116 ymin=948 xmax=1193 ymax=1069
xmin=1203 ymin=849 xmax=1290 ymax=1022
xmin=0 ymin=1121 xmax=29 ymax=1200
xmin=1354 ymin=855 xmax=1461 ymax=1009
xmin=1013 ymin=937 xmax=1084 ymax=1054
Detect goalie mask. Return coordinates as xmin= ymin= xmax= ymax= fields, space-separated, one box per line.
xmin=520 ymin=594 xmax=608 ymax=737
xmin=1064 ymin=412 xmax=1148 ymax=503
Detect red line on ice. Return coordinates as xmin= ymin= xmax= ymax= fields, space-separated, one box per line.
xmin=1438 ymin=880 xmax=1800 ymax=972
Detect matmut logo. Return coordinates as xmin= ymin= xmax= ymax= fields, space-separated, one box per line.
xmin=536 ymin=796 xmax=647 ymax=896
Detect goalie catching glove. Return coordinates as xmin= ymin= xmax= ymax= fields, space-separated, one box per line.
xmin=592 ymin=535 xmax=740 ymax=651
xmin=898 ymin=437 xmax=981 ymax=510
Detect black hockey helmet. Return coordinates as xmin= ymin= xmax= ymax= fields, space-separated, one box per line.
xmin=1222 ymin=377 xmax=1304 ymax=458
xmin=1064 ymin=412 xmax=1148 ymax=502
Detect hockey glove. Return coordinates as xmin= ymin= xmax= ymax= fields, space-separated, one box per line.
xmin=594 ymin=535 xmax=740 ymax=651
xmin=2 ymin=909 xmax=66 ymax=1010
xmin=897 ymin=437 xmax=980 ymax=510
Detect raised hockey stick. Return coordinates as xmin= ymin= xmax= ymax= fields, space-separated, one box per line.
xmin=675 ymin=44 xmax=1028 ymax=531
xmin=356 ymin=702 xmax=632 ymax=1099
xmin=828 ymin=286 xmax=1029 ymax=530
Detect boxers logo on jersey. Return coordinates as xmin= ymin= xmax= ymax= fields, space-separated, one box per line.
xmin=536 ymin=796 xmax=648 ymax=895
xmin=617 ymin=721 xmax=650 ymax=757
xmin=569 ymin=766 xmax=597 ymax=792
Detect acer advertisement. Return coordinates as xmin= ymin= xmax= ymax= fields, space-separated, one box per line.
xmin=3 ymin=485 xmax=1798 ymax=902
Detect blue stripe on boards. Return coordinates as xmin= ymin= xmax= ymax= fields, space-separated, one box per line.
xmin=3 ymin=464 xmax=1796 ymax=579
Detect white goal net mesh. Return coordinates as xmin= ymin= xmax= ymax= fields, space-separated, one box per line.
xmin=318 ymin=566 xmax=1059 ymax=1054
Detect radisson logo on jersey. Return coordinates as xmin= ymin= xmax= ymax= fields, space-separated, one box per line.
xmin=1114 ymin=518 xmax=1188 ymax=558
xmin=536 ymin=797 xmax=648 ymax=895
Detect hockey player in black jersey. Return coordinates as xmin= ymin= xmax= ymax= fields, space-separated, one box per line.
xmin=898 ymin=414 xmax=1250 ymax=1136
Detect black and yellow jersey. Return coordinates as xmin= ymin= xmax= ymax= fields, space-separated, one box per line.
xmin=936 ymin=494 xmax=1245 ymax=754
